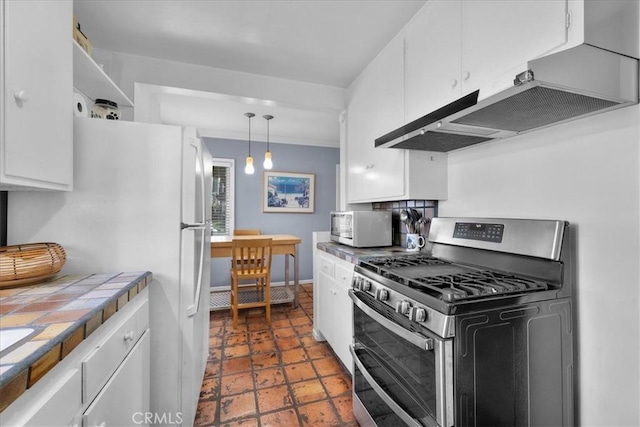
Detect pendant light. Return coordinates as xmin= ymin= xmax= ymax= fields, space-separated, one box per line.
xmin=244 ymin=112 xmax=255 ymax=174
xmin=263 ymin=114 xmax=274 ymax=170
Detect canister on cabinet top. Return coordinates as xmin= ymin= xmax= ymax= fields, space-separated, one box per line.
xmin=91 ymin=99 xmax=120 ymax=120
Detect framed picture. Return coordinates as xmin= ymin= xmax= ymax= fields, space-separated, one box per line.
xmin=263 ymin=171 xmax=315 ymax=213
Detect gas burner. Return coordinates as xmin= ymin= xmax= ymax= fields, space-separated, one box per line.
xmin=359 ymin=254 xmax=447 ymax=273
xmin=408 ymin=270 xmax=548 ymax=302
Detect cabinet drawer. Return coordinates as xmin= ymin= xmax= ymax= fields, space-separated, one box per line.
xmin=318 ymin=254 xmax=335 ymax=278
xmin=334 ymin=264 xmax=354 ymax=289
xmin=82 ymin=298 xmax=149 ymax=404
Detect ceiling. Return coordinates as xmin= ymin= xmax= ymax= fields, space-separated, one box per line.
xmin=73 ymin=0 xmax=426 ymax=89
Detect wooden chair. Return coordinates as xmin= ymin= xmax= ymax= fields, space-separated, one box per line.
xmin=230 ymin=238 xmax=273 ymax=328
xmin=233 ymin=229 xmax=261 ymax=236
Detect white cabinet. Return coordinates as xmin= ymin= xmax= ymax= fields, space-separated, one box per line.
xmin=0 ymin=288 xmax=150 ymax=427
xmin=0 ymin=0 xmax=73 ymax=191
xmin=346 ymin=35 xmax=447 ymax=203
xmin=405 ymin=0 xmax=569 ymax=122
xmin=316 ymin=251 xmax=354 ymax=373
xmin=83 ymin=331 xmax=150 ymax=427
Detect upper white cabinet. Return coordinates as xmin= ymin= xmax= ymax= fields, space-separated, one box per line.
xmin=405 ymin=0 xmax=568 ymax=123
xmin=0 ymin=0 xmax=73 ymax=191
xmin=347 ymin=35 xmax=447 ymax=203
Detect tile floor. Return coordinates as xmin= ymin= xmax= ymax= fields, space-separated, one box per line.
xmin=195 ymin=284 xmax=359 ymax=427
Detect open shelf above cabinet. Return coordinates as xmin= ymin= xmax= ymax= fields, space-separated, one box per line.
xmin=73 ymin=40 xmax=134 ymax=108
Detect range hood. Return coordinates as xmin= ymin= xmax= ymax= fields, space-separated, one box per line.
xmin=375 ymin=44 xmax=639 ymax=152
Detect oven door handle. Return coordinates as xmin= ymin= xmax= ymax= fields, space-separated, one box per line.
xmin=350 ymin=345 xmax=437 ymax=427
xmin=349 ymin=290 xmax=434 ymax=351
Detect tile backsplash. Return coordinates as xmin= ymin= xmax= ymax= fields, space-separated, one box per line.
xmin=372 ymin=200 xmax=437 ymax=248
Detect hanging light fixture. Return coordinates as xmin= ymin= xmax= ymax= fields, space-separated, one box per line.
xmin=263 ymin=114 xmax=274 ymax=170
xmin=244 ymin=112 xmax=255 ymax=174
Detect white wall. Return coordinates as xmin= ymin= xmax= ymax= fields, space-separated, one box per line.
xmin=440 ymin=105 xmax=640 ymax=426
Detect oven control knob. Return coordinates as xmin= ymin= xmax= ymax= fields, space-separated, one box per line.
xmin=395 ymin=300 xmax=410 ymax=315
xmin=409 ymin=306 xmax=427 ymax=322
xmin=360 ymin=280 xmax=371 ymax=292
xmin=352 ymin=276 xmax=361 ymax=289
xmin=376 ymin=289 xmax=389 ymax=301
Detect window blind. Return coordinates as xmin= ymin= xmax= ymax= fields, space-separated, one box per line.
xmin=211 ymin=159 xmax=234 ymax=235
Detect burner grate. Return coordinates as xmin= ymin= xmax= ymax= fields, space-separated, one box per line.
xmin=409 ymin=270 xmax=548 ymax=302
xmin=359 ymin=255 xmax=447 ymax=274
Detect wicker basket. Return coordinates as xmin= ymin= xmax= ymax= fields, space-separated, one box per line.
xmin=0 ymin=243 xmax=66 ymax=288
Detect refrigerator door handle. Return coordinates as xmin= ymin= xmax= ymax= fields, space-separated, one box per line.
xmin=186 ymin=137 xmax=208 ymax=318
xmin=186 ymin=226 xmax=206 ymax=317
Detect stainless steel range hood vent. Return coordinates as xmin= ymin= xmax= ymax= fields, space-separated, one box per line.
xmin=376 ymin=45 xmax=639 ymax=152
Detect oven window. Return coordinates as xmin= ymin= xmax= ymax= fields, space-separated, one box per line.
xmin=353 ymin=302 xmax=439 ymax=425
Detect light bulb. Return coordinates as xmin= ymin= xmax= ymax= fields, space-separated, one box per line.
xmin=263 ymin=151 xmax=273 ymax=169
xmin=245 ymin=155 xmax=254 ymax=174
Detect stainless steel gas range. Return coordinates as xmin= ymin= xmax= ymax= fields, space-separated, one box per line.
xmin=350 ymin=217 xmax=574 ymax=427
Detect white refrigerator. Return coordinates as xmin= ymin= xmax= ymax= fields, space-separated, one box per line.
xmin=7 ymin=117 xmax=212 ymax=426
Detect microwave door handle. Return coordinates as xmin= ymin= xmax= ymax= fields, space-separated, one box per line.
xmin=349 ymin=290 xmax=434 ymax=351
xmin=350 ymin=346 xmax=433 ymax=427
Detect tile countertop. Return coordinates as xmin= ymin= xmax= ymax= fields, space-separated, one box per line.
xmin=0 ymin=271 xmax=152 ymax=411
xmin=317 ymin=241 xmax=429 ymax=264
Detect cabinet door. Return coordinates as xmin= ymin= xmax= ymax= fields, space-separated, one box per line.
xmin=83 ymin=330 xmax=151 ymax=427
xmin=405 ymin=0 xmax=462 ymax=122
xmin=1 ymin=0 xmax=73 ymax=190
xmin=346 ymin=36 xmax=406 ymax=203
xmin=317 ymin=270 xmax=335 ymax=345
xmin=461 ymin=0 xmax=568 ymax=97
xmin=332 ymin=277 xmax=353 ymax=374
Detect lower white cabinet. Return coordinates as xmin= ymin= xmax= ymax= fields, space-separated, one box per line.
xmin=83 ymin=331 xmax=150 ymax=427
xmin=316 ymin=251 xmax=354 ymax=373
xmin=0 ymin=287 xmax=150 ymax=427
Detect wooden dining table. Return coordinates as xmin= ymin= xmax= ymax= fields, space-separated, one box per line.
xmin=210 ymin=234 xmax=302 ymax=307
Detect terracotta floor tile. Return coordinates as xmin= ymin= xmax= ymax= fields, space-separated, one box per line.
xmin=298 ymin=400 xmax=340 ymax=426
xmin=287 ymin=309 xmax=308 ymax=319
xmin=273 ymin=327 xmax=297 ymax=339
xmin=219 ymin=391 xmax=257 ymax=423
xmin=275 ymin=336 xmax=301 ymax=351
xmin=254 ymin=367 xmax=286 ymax=389
xmin=248 ymin=321 xmax=271 ymax=331
xmin=291 ymin=379 xmax=327 ymax=405
xmin=305 ymin=343 xmax=334 ymax=360
xmin=194 ymin=400 xmax=218 ymax=426
xmin=222 ymin=356 xmax=253 ymax=375
xmin=313 ymin=357 xmax=346 ymax=377
xmin=209 ymin=335 xmax=223 ymax=348
xmin=220 ymin=417 xmax=259 ymax=427
xmin=199 ymin=377 xmax=220 ymax=400
xmin=210 ymin=325 xmax=224 ymax=336
xmin=301 ymin=336 xmax=320 ymax=347
xmin=224 ymin=344 xmax=251 ymax=359
xmin=204 ymin=359 xmax=221 ymax=378
xmin=270 ymin=312 xmax=289 ymax=321
xmin=293 ymin=324 xmax=314 ymax=336
xmin=251 ymin=338 xmax=277 ymax=354
xmin=208 ymin=347 xmax=222 ymax=362
xmin=270 ymin=318 xmax=292 ymax=329
xmin=225 ymin=331 xmax=249 ymax=346
xmin=249 ymin=330 xmax=272 ymax=342
xmin=284 ymin=362 xmax=317 ymax=383
xmin=321 ymin=374 xmax=351 ymax=397
xmin=333 ymin=395 xmax=356 ymax=423
xmin=260 ymin=408 xmax=300 ymax=427
xmin=221 ymin=372 xmax=255 ymax=396
xmin=251 ymin=351 xmax=280 ymax=370
xmin=290 ymin=316 xmax=312 ymax=326
xmin=281 ymin=347 xmax=309 ymax=365
xmin=256 ymin=384 xmax=293 ymax=413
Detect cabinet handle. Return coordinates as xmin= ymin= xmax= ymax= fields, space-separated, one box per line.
xmin=450 ymin=79 xmax=458 ymax=88
xmin=123 ymin=331 xmax=135 ymax=342
xmin=13 ymin=90 xmax=29 ymax=103
xmin=462 ymin=71 xmax=471 ymax=81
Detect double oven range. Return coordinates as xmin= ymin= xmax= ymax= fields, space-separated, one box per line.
xmin=350 ymin=217 xmax=575 ymax=427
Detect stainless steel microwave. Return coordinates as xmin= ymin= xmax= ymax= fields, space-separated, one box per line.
xmin=330 ymin=211 xmax=392 ymax=248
